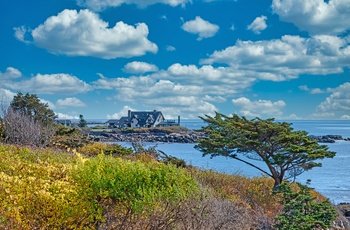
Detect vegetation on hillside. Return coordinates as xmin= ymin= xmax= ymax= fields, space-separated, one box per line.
xmin=0 ymin=143 xmax=345 ymax=229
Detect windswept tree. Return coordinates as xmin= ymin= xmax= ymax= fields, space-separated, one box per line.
xmin=195 ymin=113 xmax=336 ymax=190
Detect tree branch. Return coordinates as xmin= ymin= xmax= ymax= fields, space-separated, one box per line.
xmin=230 ymin=155 xmax=272 ymax=178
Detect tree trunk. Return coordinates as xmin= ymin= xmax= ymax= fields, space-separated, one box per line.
xmin=272 ymin=177 xmax=282 ymax=191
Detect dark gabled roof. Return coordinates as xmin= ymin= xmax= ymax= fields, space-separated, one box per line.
xmin=106 ymin=117 xmax=129 ymax=126
xmin=119 ymin=116 xmax=129 ymax=124
xmin=105 ymin=119 xmax=119 ymax=123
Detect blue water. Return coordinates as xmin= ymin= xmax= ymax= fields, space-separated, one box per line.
xmin=120 ymin=120 xmax=350 ymax=204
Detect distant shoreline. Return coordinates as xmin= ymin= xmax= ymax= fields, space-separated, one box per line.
xmin=309 ymin=135 xmax=350 ymax=143
xmin=88 ymin=129 xmax=350 ymax=144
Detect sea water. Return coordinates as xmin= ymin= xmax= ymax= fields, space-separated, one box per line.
xmin=120 ymin=120 xmax=350 ymax=204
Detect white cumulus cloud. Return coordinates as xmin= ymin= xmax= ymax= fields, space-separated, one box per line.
xmin=181 ymin=16 xmax=219 ymax=40
xmin=272 ymin=0 xmax=350 ymax=35
xmin=317 ymin=82 xmax=350 ymax=115
xmin=107 ymin=105 xmax=136 ymax=119
xmin=39 ymin=98 xmax=56 ymax=110
xmin=247 ymin=15 xmax=267 ymax=34
xmin=9 ymin=73 xmax=92 ymax=95
xmin=299 ymin=85 xmax=325 ymax=94
xmin=18 ymin=9 xmax=157 ymax=59
xmin=232 ymin=97 xmax=286 ymax=118
xmin=0 ymin=67 xmax=22 ymax=80
xmin=0 ymin=89 xmax=16 ymax=104
xmin=56 ymin=97 xmax=87 ymax=108
xmin=77 ymin=0 xmax=190 ymax=11
xmin=166 ymin=45 xmax=176 ymax=51
xmin=201 ymin=35 xmax=350 ymax=81
xmin=123 ymin=61 xmax=159 ymax=74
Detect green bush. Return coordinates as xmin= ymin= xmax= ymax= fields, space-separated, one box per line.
xmin=274 ymin=182 xmax=338 ymax=230
xmin=51 ymin=124 xmax=91 ymax=149
xmin=72 ymin=154 xmax=199 ymax=214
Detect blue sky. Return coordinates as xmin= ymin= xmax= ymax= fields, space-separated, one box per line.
xmin=1 ymin=0 xmax=350 ymax=120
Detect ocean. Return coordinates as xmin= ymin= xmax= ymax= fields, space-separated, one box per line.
xmin=120 ymin=120 xmax=350 ymax=204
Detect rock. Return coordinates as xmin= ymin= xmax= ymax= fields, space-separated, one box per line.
xmin=88 ymin=130 xmax=206 ymax=143
xmin=309 ymin=135 xmax=345 ymax=143
xmin=345 ymin=211 xmax=350 ymax=217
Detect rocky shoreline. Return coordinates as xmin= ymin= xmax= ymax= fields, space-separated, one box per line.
xmin=309 ymin=135 xmax=350 ymax=143
xmin=89 ymin=129 xmax=207 ymax=143
xmin=89 ymin=130 xmax=349 ymax=144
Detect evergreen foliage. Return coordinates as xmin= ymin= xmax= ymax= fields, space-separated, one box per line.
xmin=274 ymin=182 xmax=338 ymax=230
xmin=78 ymin=114 xmax=87 ymax=128
xmin=195 ymin=113 xmax=336 ymax=189
xmin=10 ymin=92 xmax=57 ymax=125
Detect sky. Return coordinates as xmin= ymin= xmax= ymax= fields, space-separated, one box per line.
xmin=1 ymin=0 xmax=350 ymax=120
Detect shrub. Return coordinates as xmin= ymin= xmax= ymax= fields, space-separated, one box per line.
xmin=1 ymin=108 xmax=55 ymax=147
xmin=189 ymin=169 xmax=281 ymax=222
xmin=50 ymin=124 xmax=91 ymax=149
xmin=0 ymin=144 xmax=98 ymax=229
xmin=274 ymin=182 xmax=338 ymax=230
xmin=72 ymin=154 xmax=199 ymax=228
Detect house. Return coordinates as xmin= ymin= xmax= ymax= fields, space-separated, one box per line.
xmin=106 ymin=110 xmax=179 ymax=128
xmin=55 ymin=119 xmax=72 ymax=127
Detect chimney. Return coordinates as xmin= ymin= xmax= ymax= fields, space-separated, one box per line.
xmin=128 ymin=110 xmax=131 ymax=118
xmin=178 ymin=116 xmax=180 ymax=126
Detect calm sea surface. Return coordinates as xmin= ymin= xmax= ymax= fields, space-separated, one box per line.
xmin=119 ymin=120 xmax=350 ymax=204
